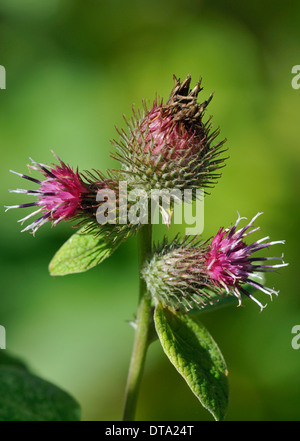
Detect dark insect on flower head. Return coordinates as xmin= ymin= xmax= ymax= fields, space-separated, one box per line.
xmin=112 ymin=74 xmax=227 ymax=194
xmin=142 ymin=213 xmax=288 ymax=312
xmin=141 ymin=74 xmax=212 ymax=159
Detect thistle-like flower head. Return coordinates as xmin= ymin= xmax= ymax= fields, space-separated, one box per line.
xmin=142 ymin=213 xmax=288 ymax=312
xmin=5 ymin=153 xmax=91 ymax=233
xmin=5 ymin=153 xmax=119 ymax=234
xmin=6 ymin=153 xmax=147 ymax=239
xmin=113 ymin=74 xmax=227 ymax=193
xmin=204 ymin=212 xmax=288 ymax=310
xmin=141 ymin=75 xmax=210 ymax=159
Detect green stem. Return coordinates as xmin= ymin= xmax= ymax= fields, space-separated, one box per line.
xmin=122 ymin=223 xmax=152 ymax=421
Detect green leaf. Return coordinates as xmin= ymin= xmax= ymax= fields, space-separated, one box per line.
xmin=154 ymin=304 xmax=229 ymax=421
xmin=0 ymin=365 xmax=81 ymax=421
xmin=0 ymin=351 xmax=29 ymax=372
xmin=49 ymin=225 xmax=126 ymax=276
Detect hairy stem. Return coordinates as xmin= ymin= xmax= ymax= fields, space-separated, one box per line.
xmin=122 ymin=223 xmax=152 ymax=421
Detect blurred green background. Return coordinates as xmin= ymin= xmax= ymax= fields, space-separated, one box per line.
xmin=0 ymin=0 xmax=299 ymax=421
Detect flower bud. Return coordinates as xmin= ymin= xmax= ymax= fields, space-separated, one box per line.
xmin=113 ymin=74 xmax=227 ymax=194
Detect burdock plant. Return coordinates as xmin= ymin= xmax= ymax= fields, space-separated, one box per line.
xmin=5 ymin=75 xmax=287 ymax=422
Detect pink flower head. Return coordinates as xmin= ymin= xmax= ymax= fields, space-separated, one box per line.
xmin=205 ymin=212 xmax=288 ymax=310
xmin=140 ymin=100 xmax=205 ymax=159
xmin=113 ymin=74 xmax=226 ymax=193
xmin=142 ymin=212 xmax=288 ymax=312
xmin=6 ymin=153 xmax=89 ymax=234
xmin=140 ymin=74 xmax=212 ymax=160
